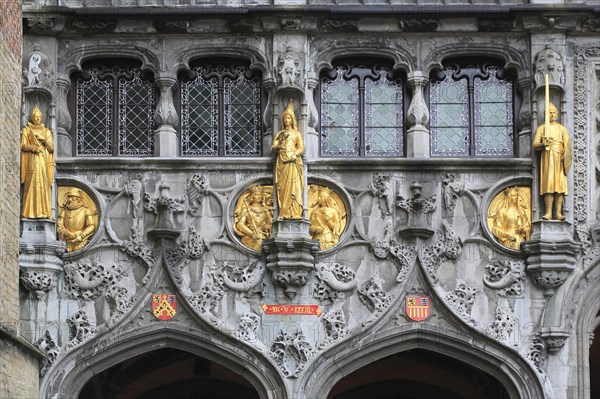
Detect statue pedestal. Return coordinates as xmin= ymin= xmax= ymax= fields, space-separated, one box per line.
xmin=19 ymin=219 xmax=66 ymax=343
xmin=522 ymin=220 xmax=580 ymax=297
xmin=263 ymin=219 xmax=319 ymax=300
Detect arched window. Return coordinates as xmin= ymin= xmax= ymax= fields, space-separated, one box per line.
xmin=320 ymin=62 xmax=405 ymax=157
xmin=180 ymin=60 xmax=262 ymax=157
xmin=430 ymin=59 xmax=516 ymax=157
xmin=72 ymin=61 xmax=156 ymax=156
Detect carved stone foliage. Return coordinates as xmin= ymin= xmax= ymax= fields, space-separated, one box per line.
xmin=35 ymin=330 xmax=60 ymax=376
xmin=534 ymin=46 xmax=565 ymax=89
xmin=483 ymin=260 xmax=525 ymax=297
xmin=186 ymin=173 xmax=208 ymax=216
xmin=222 ymin=260 xmax=265 ymax=296
xmin=484 ymin=306 xmax=517 ymax=345
xmin=63 ymin=261 xmax=125 ymax=300
xmin=313 ymin=262 xmax=357 ymax=303
xmin=525 ymin=332 xmax=547 ymax=375
xmin=236 ymin=313 xmax=261 ymax=344
xmin=444 ymin=282 xmax=479 ymax=325
xmin=188 ymin=262 xmax=225 ymax=316
xmin=358 ymin=275 xmax=393 ymax=320
xmin=319 ymin=308 xmax=349 ymax=349
xmin=419 ymin=220 xmax=463 ymax=281
xmin=269 ymin=329 xmax=315 ymax=378
xmin=577 ymin=222 xmax=600 ymax=269
xmin=277 ymin=47 xmax=301 ymax=88
xmin=118 ymin=223 xmax=155 ymax=283
xmin=372 ymin=220 xmax=416 ymax=283
xmin=20 ymin=270 xmax=56 ymax=299
xmin=272 ymin=269 xmax=310 ymax=300
xmin=144 ymin=184 xmax=186 ymax=228
xmin=66 ymin=309 xmax=97 ymax=350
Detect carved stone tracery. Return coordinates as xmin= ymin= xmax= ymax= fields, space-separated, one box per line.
xmin=269 ymin=329 xmax=315 ymax=378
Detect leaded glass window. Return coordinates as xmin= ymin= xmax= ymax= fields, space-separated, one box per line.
xmin=321 ymin=64 xmax=404 ymax=157
xmin=430 ymin=62 xmax=514 ymax=157
xmin=181 ymin=64 xmax=261 ymax=157
xmin=76 ymin=65 xmax=155 ymax=156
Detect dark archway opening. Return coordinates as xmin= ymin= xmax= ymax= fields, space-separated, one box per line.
xmin=328 ymin=348 xmax=510 ymax=399
xmin=591 ymin=322 xmax=600 ymax=399
xmin=78 ymin=348 xmax=260 ymax=399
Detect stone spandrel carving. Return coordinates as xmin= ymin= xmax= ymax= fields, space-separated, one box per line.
xmin=484 ymin=306 xmax=518 ymax=346
xmin=188 ymin=262 xmax=225 ymax=316
xmin=442 ymin=173 xmax=464 ymax=215
xmin=66 ymin=309 xmax=97 ymax=350
xmin=576 ymin=221 xmax=600 ymax=269
xmin=525 ymin=332 xmax=547 ymax=375
xmin=483 ymin=260 xmax=525 ymax=297
xmin=221 ymin=260 xmax=265 ymax=296
xmin=419 ymin=220 xmax=463 ymax=281
xmin=358 ymin=275 xmax=393 ymax=322
xmin=444 ymin=282 xmax=479 ymax=326
xmin=270 ymin=329 xmax=315 ymax=378
xmin=319 ymin=307 xmax=349 ymax=350
xmin=371 ymin=220 xmax=416 ymax=284
xmin=534 ymin=47 xmax=565 ymax=88
xmin=35 ymin=330 xmax=60 ymax=376
xmin=369 ymin=173 xmax=394 ymax=216
xmin=313 ymin=262 xmax=357 ymax=303
xmin=236 ymin=313 xmax=262 ymax=344
xmin=105 ymin=284 xmax=133 ymax=325
xmin=19 ymin=270 xmax=56 ymax=299
xmin=63 ymin=261 xmax=125 ymax=300
xmin=186 ymin=173 xmax=208 ymax=216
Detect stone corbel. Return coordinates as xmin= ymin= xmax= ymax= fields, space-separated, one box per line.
xmin=540 ymin=327 xmax=569 ymax=354
xmin=55 ymin=75 xmax=73 ymax=157
xmin=20 ymin=270 xmax=57 ymax=300
xmin=153 ymin=76 xmax=179 ymax=157
xmin=406 ymin=72 xmax=430 ymax=158
xmin=522 ymin=221 xmax=581 ymax=297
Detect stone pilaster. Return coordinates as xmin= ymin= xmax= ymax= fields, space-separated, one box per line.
xmin=406 ymin=72 xmax=430 ymax=158
xmin=55 ymin=75 xmax=72 ymax=157
xmin=153 ymin=76 xmax=179 ymax=157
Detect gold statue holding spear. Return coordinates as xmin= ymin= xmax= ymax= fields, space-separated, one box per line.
xmin=532 ymin=74 xmax=572 ymax=220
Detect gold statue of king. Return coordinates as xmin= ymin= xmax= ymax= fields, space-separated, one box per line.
xmin=20 ymin=106 xmax=54 ymax=219
xmin=271 ymin=99 xmax=305 ymax=219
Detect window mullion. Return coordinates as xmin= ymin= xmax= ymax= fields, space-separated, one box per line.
xmin=112 ymin=76 xmax=119 ymax=157
xmin=467 ymin=78 xmax=476 ymax=156
xmin=218 ymin=80 xmax=225 ymax=156
xmin=358 ymin=81 xmax=366 ymax=156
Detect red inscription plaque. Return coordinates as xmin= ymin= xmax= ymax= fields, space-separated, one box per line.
xmin=261 ymin=304 xmax=322 ymax=317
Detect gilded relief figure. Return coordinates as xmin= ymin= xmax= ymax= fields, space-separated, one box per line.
xmin=308 ymin=185 xmax=346 ymax=250
xmin=271 ymin=99 xmax=304 ymax=219
xmin=533 ymin=103 xmax=572 ymax=220
xmin=488 ymin=187 xmax=531 ymax=250
xmin=234 ymin=186 xmax=274 ymax=251
xmin=20 ymin=106 xmax=54 ymax=219
xmin=57 ymin=188 xmax=98 ymax=252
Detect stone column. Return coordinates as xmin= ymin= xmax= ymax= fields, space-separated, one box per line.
xmin=55 ymin=75 xmax=72 ymax=157
xmin=305 ymin=75 xmax=320 ymax=159
xmin=153 ymin=76 xmax=179 ymax=157
xmin=406 ymin=72 xmax=430 ymax=158
xmin=517 ymin=77 xmax=532 ymax=158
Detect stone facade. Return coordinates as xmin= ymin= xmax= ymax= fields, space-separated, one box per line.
xmin=14 ymin=0 xmax=600 ymax=398
xmin=1 ymin=0 xmax=43 ymax=398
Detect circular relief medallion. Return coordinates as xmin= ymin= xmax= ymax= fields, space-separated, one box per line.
xmin=57 ymin=186 xmax=99 ymax=252
xmin=308 ymin=184 xmax=347 ymax=250
xmin=487 ymin=186 xmax=531 ymax=251
xmin=233 ymin=185 xmax=274 ymax=251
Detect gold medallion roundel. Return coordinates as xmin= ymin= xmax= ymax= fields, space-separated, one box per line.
xmin=57 ymin=186 xmax=99 ymax=252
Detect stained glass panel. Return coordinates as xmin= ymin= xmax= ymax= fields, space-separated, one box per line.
xmin=365 ymin=74 xmax=403 ymax=156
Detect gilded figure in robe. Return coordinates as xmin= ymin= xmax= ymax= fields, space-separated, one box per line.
xmin=20 ymin=107 xmax=54 ymax=219
xmin=234 ymin=186 xmax=273 ymax=251
xmin=532 ymin=103 xmax=572 ymax=220
xmin=57 ymin=189 xmax=97 ymax=252
xmin=308 ymin=185 xmax=346 ymax=250
xmin=488 ymin=187 xmax=531 ymax=250
xmin=271 ymin=99 xmax=304 ymax=219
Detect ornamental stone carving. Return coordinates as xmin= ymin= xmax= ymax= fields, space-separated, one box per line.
xmin=270 ymin=329 xmax=315 ymax=378
xmin=358 ymin=275 xmax=392 ymax=320
xmin=63 ymin=261 xmax=125 ymax=300
xmin=236 ymin=313 xmax=262 ymax=344
xmin=319 ymin=308 xmax=349 ymax=349
xmin=534 ymin=46 xmax=565 ymax=89
xmin=35 ymin=330 xmax=60 ymax=376
xmin=19 ymin=270 xmax=56 ymax=299
xmin=483 ymin=260 xmax=525 ymax=297
xmin=186 ymin=173 xmax=208 ymax=216
xmin=66 ymin=309 xmax=97 ymax=349
xmin=23 ymin=49 xmax=53 ymax=88
xmin=397 ymin=182 xmax=436 ymax=238
xmin=221 ymin=260 xmax=266 ymax=295
xmin=444 ymin=282 xmax=479 ymax=325
xmin=441 ymin=173 xmax=464 ymax=215
xmin=369 ymin=173 xmax=394 ymax=216
xmin=277 ymin=47 xmax=301 ymax=88
xmin=313 ymin=262 xmax=357 ymax=302
xmin=484 ymin=306 xmax=517 ymax=345
xmin=540 ymin=328 xmax=569 ymax=354
xmin=419 ymin=220 xmax=462 ymax=281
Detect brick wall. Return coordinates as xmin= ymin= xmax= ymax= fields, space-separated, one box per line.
xmin=0 ymin=1 xmax=41 ymax=398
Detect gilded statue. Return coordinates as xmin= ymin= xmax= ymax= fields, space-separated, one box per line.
xmin=488 ymin=187 xmax=531 ymax=250
xmin=21 ymin=106 xmax=54 ymax=219
xmin=533 ymin=103 xmax=572 ymax=220
xmin=57 ymin=188 xmax=98 ymax=252
xmin=234 ymin=186 xmax=274 ymax=251
xmin=308 ymin=185 xmax=346 ymax=250
xmin=271 ymin=99 xmax=304 ymax=219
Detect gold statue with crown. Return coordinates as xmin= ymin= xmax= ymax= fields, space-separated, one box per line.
xmin=21 ymin=106 xmax=54 ymax=219
xmin=271 ymin=99 xmax=305 ymax=220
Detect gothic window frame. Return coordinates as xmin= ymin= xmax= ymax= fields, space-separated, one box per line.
xmin=71 ymin=61 xmax=156 ymax=157
xmin=180 ymin=61 xmax=262 ymax=157
xmin=429 ymin=59 xmax=517 ymax=157
xmin=319 ymin=62 xmax=406 ymax=157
